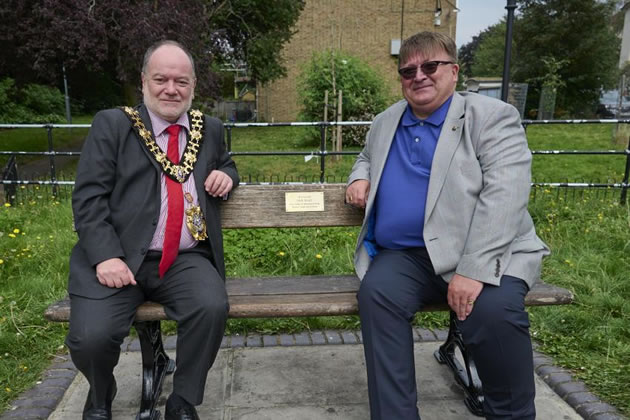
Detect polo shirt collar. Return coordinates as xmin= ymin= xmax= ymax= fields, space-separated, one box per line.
xmin=402 ymin=95 xmax=454 ymax=127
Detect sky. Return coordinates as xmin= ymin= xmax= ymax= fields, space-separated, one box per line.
xmin=455 ymin=0 xmax=512 ymax=48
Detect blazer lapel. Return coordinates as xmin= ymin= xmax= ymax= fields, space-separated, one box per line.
xmin=424 ymin=92 xmax=465 ymax=221
xmin=190 ymin=112 xmax=208 ymax=217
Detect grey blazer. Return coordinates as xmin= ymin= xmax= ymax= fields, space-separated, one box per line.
xmin=69 ymin=104 xmax=239 ymax=299
xmin=348 ymin=92 xmax=549 ymax=288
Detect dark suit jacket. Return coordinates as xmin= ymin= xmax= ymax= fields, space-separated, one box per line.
xmin=69 ymin=104 xmax=239 ymax=299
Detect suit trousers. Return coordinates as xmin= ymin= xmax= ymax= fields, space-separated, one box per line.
xmin=65 ymin=246 xmax=229 ymax=407
xmin=357 ymin=247 xmax=535 ymax=420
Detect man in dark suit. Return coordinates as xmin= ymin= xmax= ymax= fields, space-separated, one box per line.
xmin=66 ymin=40 xmax=239 ymax=420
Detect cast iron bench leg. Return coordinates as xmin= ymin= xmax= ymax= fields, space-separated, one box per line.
xmin=434 ymin=311 xmax=484 ymax=417
xmin=134 ymin=320 xmax=176 ymax=420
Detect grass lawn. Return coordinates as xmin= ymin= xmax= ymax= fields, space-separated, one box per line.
xmin=227 ymin=123 xmax=627 ymax=184
xmin=0 ymin=121 xmax=629 ymax=414
xmin=227 ymin=125 xmax=360 ymax=183
xmin=0 ymin=115 xmax=92 ymax=175
xmin=526 ymin=123 xmax=627 ymax=182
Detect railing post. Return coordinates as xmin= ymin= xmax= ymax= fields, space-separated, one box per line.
xmin=501 ymin=0 xmax=517 ymax=102
xmin=46 ymin=125 xmax=58 ymax=197
xmin=226 ymin=125 xmax=232 ymax=154
xmin=2 ymin=155 xmax=17 ymax=205
xmin=320 ymin=123 xmax=326 ymax=183
xmin=620 ymin=136 xmax=630 ymax=205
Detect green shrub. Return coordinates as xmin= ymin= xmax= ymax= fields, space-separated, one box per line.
xmin=21 ymin=83 xmax=65 ymax=115
xmin=297 ymin=50 xmax=391 ymax=146
xmin=0 ymin=78 xmax=65 ymax=124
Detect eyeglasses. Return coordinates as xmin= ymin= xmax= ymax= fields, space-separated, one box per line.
xmin=398 ymin=61 xmax=454 ymax=80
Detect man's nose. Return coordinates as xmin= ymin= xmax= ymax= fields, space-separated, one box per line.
xmin=164 ymin=81 xmax=177 ymax=94
xmin=413 ymin=67 xmax=428 ymax=80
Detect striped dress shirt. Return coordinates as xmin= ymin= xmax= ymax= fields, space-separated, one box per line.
xmin=147 ymin=108 xmax=200 ymax=251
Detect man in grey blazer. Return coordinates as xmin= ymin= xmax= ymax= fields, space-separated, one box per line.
xmin=346 ymin=32 xmax=549 ymax=419
xmin=66 ymin=40 xmax=239 ymax=420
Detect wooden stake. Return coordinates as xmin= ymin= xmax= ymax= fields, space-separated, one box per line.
xmin=331 ymin=54 xmax=337 ymax=153
xmin=323 ymin=90 xmax=329 ymax=148
xmin=335 ymin=90 xmax=343 ymax=161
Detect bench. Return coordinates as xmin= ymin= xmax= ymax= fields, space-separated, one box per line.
xmin=44 ymin=183 xmax=574 ymax=419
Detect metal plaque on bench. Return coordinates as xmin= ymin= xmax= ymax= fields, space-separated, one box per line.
xmin=285 ymin=192 xmax=325 ymax=212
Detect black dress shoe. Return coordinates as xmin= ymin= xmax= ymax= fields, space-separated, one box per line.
xmin=165 ymin=394 xmax=200 ymax=420
xmin=83 ymin=378 xmax=117 ymax=420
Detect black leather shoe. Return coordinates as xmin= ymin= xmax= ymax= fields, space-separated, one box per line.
xmin=82 ymin=378 xmax=117 ymax=420
xmin=165 ymin=394 xmax=200 ymax=420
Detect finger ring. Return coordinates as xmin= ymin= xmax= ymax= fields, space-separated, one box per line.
xmin=467 ymin=300 xmax=475 ymax=305
xmin=349 ymin=196 xmax=353 ymax=202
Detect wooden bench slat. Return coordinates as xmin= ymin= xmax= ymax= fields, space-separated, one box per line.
xmin=45 ymin=278 xmax=573 ymax=322
xmin=227 ymin=275 xmax=359 ymax=296
xmin=522 ymin=281 xmax=574 ymax=305
xmin=220 ymin=184 xmax=364 ymax=228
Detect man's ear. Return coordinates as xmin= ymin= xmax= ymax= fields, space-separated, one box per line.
xmin=451 ymin=64 xmax=460 ymax=82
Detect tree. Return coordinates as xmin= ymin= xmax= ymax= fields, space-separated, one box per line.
xmin=530 ymin=57 xmax=569 ymax=119
xmin=0 ymin=0 xmax=304 ymax=106
xmin=513 ymin=0 xmax=620 ymax=116
xmin=458 ymin=23 xmax=503 ymax=78
xmin=470 ymin=21 xmax=508 ymax=78
xmin=297 ymin=50 xmax=391 ymax=146
xmin=459 ymin=0 xmax=620 ymax=117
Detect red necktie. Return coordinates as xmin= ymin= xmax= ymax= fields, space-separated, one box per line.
xmin=158 ymin=124 xmax=184 ymax=278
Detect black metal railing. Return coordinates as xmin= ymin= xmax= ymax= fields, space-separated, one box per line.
xmin=522 ymin=119 xmax=630 ymax=204
xmin=1 ymin=119 xmax=629 ymax=204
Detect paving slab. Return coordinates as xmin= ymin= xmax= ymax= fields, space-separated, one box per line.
xmin=46 ymin=340 xmax=584 ymax=420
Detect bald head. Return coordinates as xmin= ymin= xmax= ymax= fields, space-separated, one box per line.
xmin=142 ymin=40 xmax=196 ymax=78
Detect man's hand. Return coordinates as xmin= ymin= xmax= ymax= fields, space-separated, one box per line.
xmin=204 ymin=170 xmax=233 ymax=197
xmin=447 ymin=274 xmax=483 ymax=321
xmin=96 ymin=258 xmax=136 ymax=288
xmin=346 ymin=179 xmax=370 ymax=208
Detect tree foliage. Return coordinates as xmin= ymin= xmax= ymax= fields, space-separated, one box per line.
xmin=0 ymin=0 xmax=304 ymax=105
xmin=458 ymin=0 xmax=620 ymax=117
xmin=469 ymin=21 xmax=508 ymax=78
xmin=514 ymin=0 xmax=620 ymax=116
xmin=458 ymin=24 xmax=501 ymax=78
xmin=297 ymin=50 xmax=391 ymax=146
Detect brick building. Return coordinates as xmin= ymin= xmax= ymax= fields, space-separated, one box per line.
xmin=256 ymin=0 xmax=458 ymax=122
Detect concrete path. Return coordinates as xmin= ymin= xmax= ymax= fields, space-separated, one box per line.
xmin=4 ymin=329 xmax=626 ymax=419
xmin=48 ymin=340 xmax=581 ymax=419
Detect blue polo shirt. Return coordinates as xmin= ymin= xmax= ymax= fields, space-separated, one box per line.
xmin=373 ymin=97 xmax=452 ymax=249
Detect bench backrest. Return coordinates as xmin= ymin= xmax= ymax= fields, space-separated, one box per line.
xmin=220 ymin=183 xmax=364 ymax=229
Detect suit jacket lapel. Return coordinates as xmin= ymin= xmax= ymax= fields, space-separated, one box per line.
xmin=425 ymin=92 xmax=465 ymax=221
xmin=191 ymin=112 xmax=208 ymax=217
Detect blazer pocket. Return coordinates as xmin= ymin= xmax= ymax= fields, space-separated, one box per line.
xmin=511 ymin=234 xmax=547 ymax=254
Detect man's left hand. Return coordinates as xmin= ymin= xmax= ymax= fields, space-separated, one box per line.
xmin=204 ymin=170 xmax=233 ymax=197
xmin=447 ymin=274 xmax=483 ymax=321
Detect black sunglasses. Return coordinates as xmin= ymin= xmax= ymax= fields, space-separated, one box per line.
xmin=398 ymin=61 xmax=454 ymax=79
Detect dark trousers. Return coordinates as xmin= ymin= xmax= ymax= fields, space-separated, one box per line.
xmin=66 ymin=248 xmax=228 ymax=407
xmin=358 ymin=247 xmax=535 ymax=420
